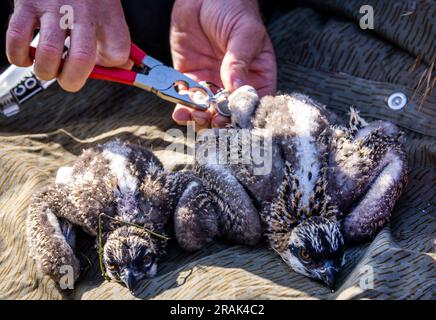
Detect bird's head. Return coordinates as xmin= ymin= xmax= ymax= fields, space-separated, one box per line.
xmin=279 ymin=216 xmax=345 ymax=289
xmin=103 ymin=225 xmax=163 ymax=291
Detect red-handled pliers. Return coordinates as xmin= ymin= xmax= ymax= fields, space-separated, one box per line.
xmin=29 ymin=43 xmax=214 ymax=111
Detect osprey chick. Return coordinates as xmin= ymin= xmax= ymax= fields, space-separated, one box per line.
xmin=193 ymin=86 xmax=407 ymax=289
xmin=26 ymin=140 xmax=174 ymax=291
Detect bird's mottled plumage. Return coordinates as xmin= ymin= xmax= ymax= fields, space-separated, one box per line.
xmin=26 ymin=140 xmax=178 ymax=290
xmin=26 ymin=140 xmax=257 ymax=291
xmin=190 ymin=86 xmax=407 ymax=288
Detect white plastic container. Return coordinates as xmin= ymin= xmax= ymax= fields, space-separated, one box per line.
xmin=0 ymin=34 xmax=69 ymax=117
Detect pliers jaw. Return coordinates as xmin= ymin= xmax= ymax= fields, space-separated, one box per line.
xmin=134 ymin=57 xmax=213 ymax=111
xmin=134 ymin=71 xmax=212 ymax=111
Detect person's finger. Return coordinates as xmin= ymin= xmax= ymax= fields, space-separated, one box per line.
xmin=211 ymin=114 xmax=230 ymax=128
xmin=6 ymin=5 xmax=36 ymax=67
xmin=192 ymin=109 xmax=213 ymax=131
xmin=245 ymin=38 xmax=278 ymax=97
xmin=115 ymin=59 xmax=134 ymax=70
xmin=172 ymin=104 xmax=193 ymax=126
xmin=33 ymin=13 xmax=66 ymax=80
xmin=96 ymin=0 xmax=130 ymax=67
xmin=58 ymin=21 xmax=97 ymax=92
xmin=220 ymin=19 xmax=266 ymax=92
xmin=173 ymin=105 xmax=213 ymax=131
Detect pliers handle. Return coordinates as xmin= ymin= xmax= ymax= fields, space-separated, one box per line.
xmin=29 ymin=43 xmax=213 ymax=111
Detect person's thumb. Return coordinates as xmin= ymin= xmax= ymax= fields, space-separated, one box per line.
xmin=220 ymin=21 xmax=265 ymax=92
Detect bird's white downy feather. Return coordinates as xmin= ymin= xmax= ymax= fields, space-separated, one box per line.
xmin=287 ymin=99 xmax=321 ymax=206
xmin=102 ymin=141 xmax=138 ymax=195
xmin=101 ymin=141 xmax=140 ymax=222
xmin=56 ymin=166 xmax=74 ymax=186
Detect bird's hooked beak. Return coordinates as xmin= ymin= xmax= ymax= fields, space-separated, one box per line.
xmin=121 ymin=268 xmax=137 ymax=291
xmin=319 ymin=260 xmax=340 ymax=290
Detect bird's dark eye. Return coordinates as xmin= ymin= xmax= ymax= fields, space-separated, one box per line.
xmin=300 ymin=248 xmax=311 ymax=261
xmin=143 ymin=255 xmax=153 ymax=266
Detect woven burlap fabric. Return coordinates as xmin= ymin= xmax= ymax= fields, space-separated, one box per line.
xmin=0 ymin=0 xmax=434 ymax=299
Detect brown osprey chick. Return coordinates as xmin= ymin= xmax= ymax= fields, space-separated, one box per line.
xmin=26 ymin=140 xmax=174 ymax=291
xmin=192 ymin=86 xmax=407 ymax=289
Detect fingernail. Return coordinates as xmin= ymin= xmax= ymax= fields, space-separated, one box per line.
xmin=232 ymin=78 xmax=245 ymax=91
xmin=174 ymin=110 xmax=191 ymax=122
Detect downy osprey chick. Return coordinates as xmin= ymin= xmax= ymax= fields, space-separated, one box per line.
xmin=26 ymin=140 xmax=177 ymax=291
xmin=26 ymin=139 xmax=261 ymax=291
xmin=192 ymin=86 xmax=407 ymax=289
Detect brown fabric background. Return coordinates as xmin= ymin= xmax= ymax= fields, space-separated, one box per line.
xmin=0 ymin=1 xmax=434 ymax=299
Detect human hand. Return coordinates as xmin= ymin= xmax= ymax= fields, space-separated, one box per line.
xmin=6 ymin=0 xmax=131 ymax=92
xmin=170 ymin=0 xmax=277 ymax=130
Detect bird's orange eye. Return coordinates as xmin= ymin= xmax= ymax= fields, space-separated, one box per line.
xmin=300 ymin=248 xmax=310 ymax=260
xmin=108 ymin=264 xmax=118 ymax=272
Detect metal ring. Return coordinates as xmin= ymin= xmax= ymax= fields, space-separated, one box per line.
xmin=387 ymin=92 xmax=407 ymax=110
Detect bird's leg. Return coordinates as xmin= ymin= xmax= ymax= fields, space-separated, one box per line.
xmin=195 ymin=165 xmax=262 ymax=246
xmin=227 ymin=85 xmax=260 ymax=129
xmin=171 ymin=171 xmax=221 ymax=251
xmin=26 ymin=187 xmax=81 ymax=284
xmin=173 ymin=166 xmax=262 ymax=251
xmin=341 ymin=121 xmax=408 ymax=242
